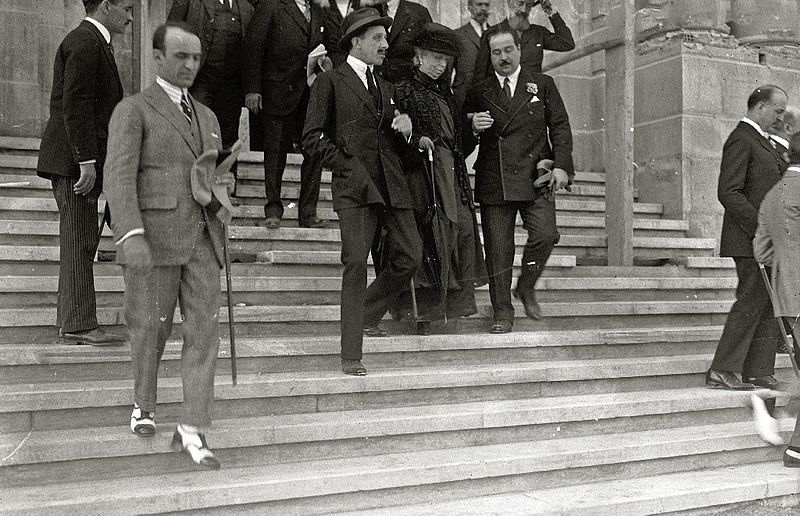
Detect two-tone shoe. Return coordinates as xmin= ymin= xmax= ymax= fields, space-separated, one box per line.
xmin=170 ymin=424 xmax=220 ymax=470
xmin=130 ymin=404 xmax=156 ymax=437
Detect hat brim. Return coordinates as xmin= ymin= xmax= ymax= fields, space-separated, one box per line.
xmin=413 ymin=43 xmax=460 ymax=58
xmin=338 ymin=16 xmax=393 ymax=52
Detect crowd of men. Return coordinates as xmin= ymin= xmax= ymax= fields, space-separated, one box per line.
xmin=39 ymin=0 xmax=800 ymax=474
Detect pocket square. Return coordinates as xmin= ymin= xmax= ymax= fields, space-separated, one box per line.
xmin=390 ymin=98 xmax=395 ymax=105
xmin=211 ymin=132 xmax=219 ymax=139
xmin=530 ymin=95 xmax=540 ymax=103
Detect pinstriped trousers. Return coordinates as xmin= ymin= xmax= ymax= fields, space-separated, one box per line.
xmin=51 ymin=176 xmax=100 ymax=333
xmin=122 ymin=231 xmax=221 ymax=428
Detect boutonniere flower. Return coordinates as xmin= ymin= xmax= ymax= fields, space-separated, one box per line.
xmin=526 ymin=82 xmax=538 ymax=95
xmin=530 ymin=95 xmax=540 ymax=103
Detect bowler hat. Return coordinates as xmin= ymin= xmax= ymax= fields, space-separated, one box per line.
xmin=339 ymin=7 xmax=393 ymax=51
xmin=412 ymin=22 xmax=460 ymax=58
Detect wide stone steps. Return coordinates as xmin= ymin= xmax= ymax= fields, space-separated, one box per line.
xmin=349 ymin=462 xmax=800 ymax=515
xmin=1 ymin=419 xmax=792 ymax=515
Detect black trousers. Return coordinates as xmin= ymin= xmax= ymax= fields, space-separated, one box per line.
xmin=481 ymin=196 xmax=559 ymax=323
xmin=190 ymin=67 xmax=243 ymax=179
xmin=261 ymin=98 xmax=322 ymax=222
xmin=51 ymin=175 xmax=100 ymax=332
xmin=337 ymin=204 xmax=422 ymax=360
xmin=711 ymin=257 xmax=779 ymax=376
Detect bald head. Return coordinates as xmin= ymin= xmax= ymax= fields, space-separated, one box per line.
xmin=769 ymin=106 xmax=800 ymax=140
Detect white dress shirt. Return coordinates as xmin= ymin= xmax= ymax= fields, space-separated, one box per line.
xmin=495 ymin=66 xmax=521 ymax=98
xmin=771 ymin=134 xmax=789 ymax=150
xmin=742 ymin=117 xmax=769 ymax=140
xmin=469 ymin=19 xmax=487 ymax=38
xmin=386 ymin=0 xmax=399 ymax=20
xmin=347 ymin=54 xmax=374 ymax=90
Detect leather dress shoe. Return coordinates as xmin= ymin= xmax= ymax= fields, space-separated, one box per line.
xmin=705 ymin=369 xmax=754 ymax=390
xmin=489 ymin=320 xmax=512 ymax=334
xmin=171 ymin=424 xmax=220 ymax=470
xmin=363 ymin=326 xmax=389 ymax=337
xmin=342 ymin=359 xmax=367 ymax=376
xmin=260 ymin=217 xmax=281 ymax=229
xmin=513 ymin=289 xmax=541 ymax=320
xmin=62 ymin=327 xmax=126 ymax=346
xmin=784 ymin=447 xmax=800 ymax=468
xmin=299 ymin=217 xmax=328 ymax=229
xmin=743 ymin=375 xmax=779 ymax=389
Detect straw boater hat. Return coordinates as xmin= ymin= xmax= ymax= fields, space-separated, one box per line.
xmin=339 ymin=7 xmax=393 ymax=52
xmin=412 ymin=22 xmax=460 ymax=58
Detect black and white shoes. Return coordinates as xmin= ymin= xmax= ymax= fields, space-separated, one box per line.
xmin=171 ymin=423 xmax=220 ymax=470
xmin=130 ymin=404 xmax=156 ymax=437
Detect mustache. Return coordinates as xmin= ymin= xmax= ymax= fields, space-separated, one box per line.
xmin=499 ymin=60 xmax=511 ymax=66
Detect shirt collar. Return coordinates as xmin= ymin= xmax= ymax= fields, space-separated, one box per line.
xmin=469 ymin=19 xmax=487 ymax=36
xmin=787 ymin=166 xmax=800 ymax=174
xmin=742 ymin=117 xmax=769 ymax=139
xmin=347 ymin=54 xmax=372 ymax=86
xmin=386 ymin=0 xmax=399 ymax=19
xmin=85 ymin=17 xmax=111 ymax=44
xmin=495 ymin=66 xmax=521 ymax=89
xmin=771 ymin=134 xmax=789 ymax=149
xmin=156 ymin=76 xmax=189 ymax=106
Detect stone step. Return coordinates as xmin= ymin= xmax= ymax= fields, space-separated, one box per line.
xmin=0 ymin=327 xmax=726 ymax=383
xmin=0 ymin=388 xmax=774 ymax=477
xmin=1 ymin=419 xmax=791 ymax=515
xmin=348 ymin=461 xmax=800 ymax=515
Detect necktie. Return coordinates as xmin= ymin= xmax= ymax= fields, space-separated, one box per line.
xmin=503 ymin=77 xmax=512 ymax=101
xmin=366 ymin=67 xmax=381 ymax=111
xmin=180 ymin=92 xmax=193 ymax=124
xmin=303 ymin=0 xmax=311 ymax=22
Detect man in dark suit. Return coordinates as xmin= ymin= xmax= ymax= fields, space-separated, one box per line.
xmin=105 ymin=22 xmax=234 ymax=469
xmin=36 ymin=0 xmax=132 ymax=346
xmin=473 ymin=0 xmax=574 ymax=85
xmin=303 ymin=7 xmax=422 ymax=376
xmin=453 ymin=0 xmax=491 ymax=108
xmin=167 ymin=0 xmax=254 ymax=205
xmin=243 ymin=0 xmax=344 ymax=228
xmin=464 ymin=25 xmax=573 ymax=334
xmin=706 ymin=85 xmax=788 ymax=391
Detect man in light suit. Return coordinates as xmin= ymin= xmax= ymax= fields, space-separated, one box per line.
xmin=104 ymin=22 xmax=233 ymax=469
xmin=706 ymin=85 xmax=787 ymax=391
xmin=473 ymin=0 xmax=574 ymax=84
xmin=453 ymin=0 xmax=490 ymax=108
xmin=464 ymin=25 xmax=573 ymax=334
xmin=36 ymin=0 xmax=132 ymax=346
xmin=168 ymin=0 xmax=254 ymax=205
xmin=303 ymin=7 xmax=422 ymax=376
xmin=753 ymin=133 xmax=800 ymax=469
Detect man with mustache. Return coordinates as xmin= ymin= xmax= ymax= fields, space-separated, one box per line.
xmin=36 ymin=0 xmax=132 ymax=346
xmin=453 ymin=0 xmax=491 ymax=108
xmin=472 ymin=0 xmax=574 ymax=85
xmin=303 ymin=7 xmax=422 ymax=376
xmin=464 ymin=25 xmax=573 ymax=334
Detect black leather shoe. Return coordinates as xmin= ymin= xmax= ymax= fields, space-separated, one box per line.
xmin=342 ymin=359 xmax=367 ymax=376
xmin=299 ymin=217 xmax=328 ymax=229
xmin=489 ymin=320 xmax=512 ymax=334
xmin=705 ymin=369 xmax=754 ymax=390
xmin=744 ymin=375 xmax=779 ymax=389
xmin=513 ymin=289 xmax=541 ymax=320
xmin=363 ymin=326 xmax=389 ymax=337
xmin=170 ymin=424 xmax=220 ymax=470
xmin=784 ymin=447 xmax=800 ymax=468
xmin=62 ymin=328 xmax=126 ymax=346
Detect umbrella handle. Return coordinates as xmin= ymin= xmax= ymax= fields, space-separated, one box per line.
xmin=425 ymin=147 xmax=436 ymax=208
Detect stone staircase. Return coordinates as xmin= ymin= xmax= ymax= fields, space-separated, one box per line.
xmin=0 ymin=137 xmax=798 ymax=514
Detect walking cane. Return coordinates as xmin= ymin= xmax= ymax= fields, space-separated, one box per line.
xmin=97 ymin=203 xmax=110 ymax=243
xmin=223 ymin=223 xmax=237 ymax=385
xmin=758 ymin=263 xmax=800 ymax=381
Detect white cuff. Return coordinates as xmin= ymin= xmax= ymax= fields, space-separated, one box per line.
xmin=79 ymin=159 xmax=97 ymax=165
xmin=115 ymin=228 xmax=145 ymax=246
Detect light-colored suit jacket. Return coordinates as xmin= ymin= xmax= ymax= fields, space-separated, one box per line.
xmin=753 ymin=168 xmax=800 ymax=317
xmin=104 ymin=83 xmax=225 ymax=267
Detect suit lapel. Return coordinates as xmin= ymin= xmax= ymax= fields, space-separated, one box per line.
xmin=81 ymin=21 xmax=122 ymax=94
xmin=340 ymin=64 xmax=379 ymax=119
xmin=283 ymin=0 xmax=310 ymax=35
xmin=501 ymin=70 xmax=536 ymax=133
xmin=144 ymin=85 xmax=200 ymax=157
xmin=482 ymin=78 xmax=508 ymax=115
xmin=741 ymin=122 xmax=783 ymax=164
xmin=202 ymin=0 xmax=217 ymax=18
xmin=465 ymin=24 xmax=481 ymax=48
xmin=388 ymin=0 xmax=408 ymax=45
xmin=310 ymin=3 xmax=323 ymax=40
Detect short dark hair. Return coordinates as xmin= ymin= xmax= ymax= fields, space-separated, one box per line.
xmin=485 ymin=25 xmax=521 ymax=49
xmin=748 ymin=85 xmax=786 ymax=110
xmin=84 ymin=0 xmax=118 ymax=14
xmin=152 ymin=21 xmax=200 ymax=53
xmin=789 ymin=132 xmax=800 ymax=164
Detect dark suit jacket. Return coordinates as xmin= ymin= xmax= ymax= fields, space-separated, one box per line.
xmin=242 ymin=0 xmax=343 ymax=116
xmin=37 ymin=20 xmax=123 ymax=190
xmin=379 ymin=0 xmax=432 ymax=83
xmin=303 ymin=62 xmax=413 ymax=211
xmin=473 ymin=14 xmax=574 ymax=85
xmin=718 ymin=121 xmax=786 ymax=257
xmin=104 ymin=84 xmax=226 ymax=267
xmin=167 ymin=0 xmax=254 ymax=67
xmin=464 ymin=68 xmax=573 ymax=205
xmin=453 ymin=21 xmax=484 ymax=108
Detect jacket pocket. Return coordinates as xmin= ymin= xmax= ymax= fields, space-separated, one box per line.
xmin=139 ymin=195 xmax=177 ymax=210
